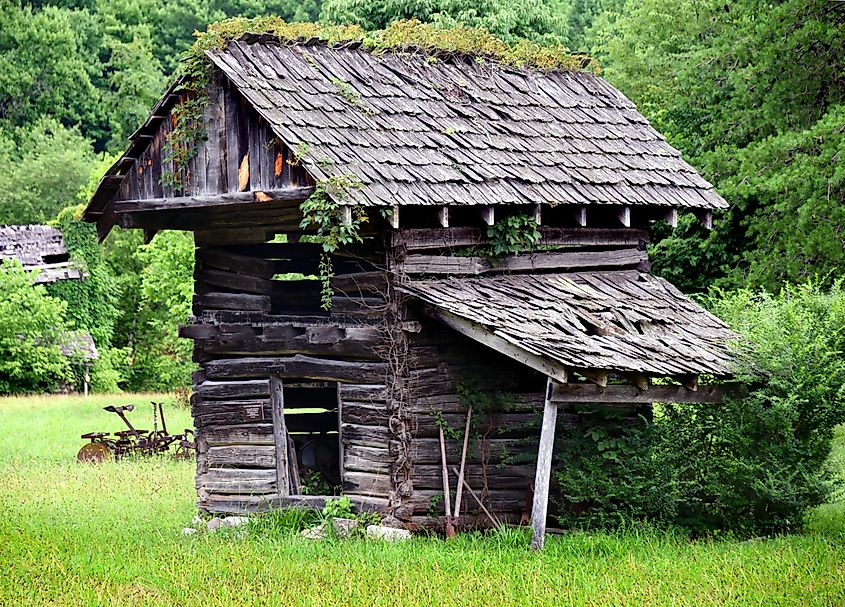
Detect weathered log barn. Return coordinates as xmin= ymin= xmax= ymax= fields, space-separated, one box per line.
xmin=83 ymin=29 xmax=735 ymax=547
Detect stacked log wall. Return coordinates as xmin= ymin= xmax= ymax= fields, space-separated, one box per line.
xmin=187 ymin=233 xmax=393 ymax=514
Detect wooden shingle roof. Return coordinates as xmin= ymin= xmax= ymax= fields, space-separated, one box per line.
xmin=0 ymin=225 xmax=83 ymax=283
xmin=207 ymin=40 xmax=727 ymax=210
xmin=401 ymin=271 xmax=735 ymax=378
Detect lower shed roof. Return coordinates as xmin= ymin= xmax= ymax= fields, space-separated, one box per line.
xmin=401 ymin=270 xmax=735 ymax=378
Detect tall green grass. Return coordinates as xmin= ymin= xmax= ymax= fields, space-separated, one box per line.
xmin=2 ymin=394 xmax=844 ymax=606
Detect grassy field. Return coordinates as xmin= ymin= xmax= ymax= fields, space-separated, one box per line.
xmin=2 ymin=394 xmax=845 ymax=606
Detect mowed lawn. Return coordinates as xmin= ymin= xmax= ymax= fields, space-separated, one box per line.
xmin=2 ymin=394 xmax=845 ymax=606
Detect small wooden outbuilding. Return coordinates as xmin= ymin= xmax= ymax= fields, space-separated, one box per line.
xmin=84 ymin=31 xmax=735 ymax=546
xmin=0 ymin=225 xmax=84 ymax=283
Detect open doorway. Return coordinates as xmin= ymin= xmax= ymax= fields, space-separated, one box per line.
xmin=270 ymin=376 xmax=341 ymax=497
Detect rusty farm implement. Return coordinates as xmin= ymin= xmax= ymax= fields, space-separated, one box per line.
xmin=77 ymin=402 xmax=195 ymax=462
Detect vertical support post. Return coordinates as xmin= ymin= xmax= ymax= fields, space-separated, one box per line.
xmin=532 ymin=204 xmax=542 ymax=225
xmin=389 ymin=205 xmax=400 ymax=229
xmin=480 ymin=206 xmax=495 ymax=226
xmin=617 ymin=206 xmax=631 ymax=227
xmin=83 ymin=363 xmax=90 ymax=397
xmin=340 ymin=205 xmax=352 ymax=227
xmin=437 ymin=206 xmax=450 ymax=228
xmin=574 ymin=206 xmax=587 ymax=227
xmin=530 ymin=377 xmax=558 ymax=550
xmin=270 ymin=376 xmax=290 ymax=497
xmin=665 ymin=207 xmax=678 ymax=228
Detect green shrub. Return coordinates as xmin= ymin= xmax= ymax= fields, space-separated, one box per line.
xmin=0 ymin=261 xmax=72 ymax=394
xmin=552 ymin=409 xmax=679 ymax=530
xmin=553 ymin=282 xmax=845 ymax=536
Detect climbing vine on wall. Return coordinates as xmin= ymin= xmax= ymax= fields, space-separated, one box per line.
xmin=298 ymin=174 xmax=366 ymax=310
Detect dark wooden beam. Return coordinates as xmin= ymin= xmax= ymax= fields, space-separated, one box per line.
xmin=550 ymin=382 xmax=732 ymax=404
xmin=392 ymin=227 xmax=649 ymax=251
xmin=114 ymin=187 xmax=315 ymax=213
xmin=398 ymin=248 xmax=648 ymax=275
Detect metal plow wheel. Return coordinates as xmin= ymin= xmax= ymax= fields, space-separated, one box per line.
xmin=77 ymin=441 xmax=114 ymax=463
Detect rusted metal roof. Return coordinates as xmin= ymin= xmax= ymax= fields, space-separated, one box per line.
xmin=0 ymin=225 xmax=83 ymax=283
xmin=401 ymin=270 xmax=735 ymax=377
xmin=206 ymin=40 xmax=726 ymax=210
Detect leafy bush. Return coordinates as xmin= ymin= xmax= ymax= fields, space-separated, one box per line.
xmin=552 ymin=409 xmax=679 ymax=530
xmin=553 ymin=283 xmax=845 ymax=536
xmin=0 ymin=261 xmax=72 ymax=394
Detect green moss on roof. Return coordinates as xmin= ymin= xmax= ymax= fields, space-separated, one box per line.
xmin=180 ymin=17 xmax=597 ymax=90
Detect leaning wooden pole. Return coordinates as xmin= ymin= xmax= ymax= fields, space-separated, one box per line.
xmin=438 ymin=425 xmax=455 ymax=537
xmin=530 ymin=377 xmax=558 ymax=550
xmin=453 ymin=405 xmax=473 ymax=521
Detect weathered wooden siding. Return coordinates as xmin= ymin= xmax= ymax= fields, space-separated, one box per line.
xmin=117 ymin=77 xmax=312 ymax=204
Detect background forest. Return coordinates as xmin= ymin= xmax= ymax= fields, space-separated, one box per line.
xmin=1 ymin=0 xmax=843 ymax=393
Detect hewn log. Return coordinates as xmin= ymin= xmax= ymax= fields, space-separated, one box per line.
xmin=398 ymin=437 xmax=537 ymax=464
xmin=550 ymin=383 xmax=733 ymax=404
xmin=199 ymin=247 xmax=275 ymax=278
xmin=204 ymin=355 xmax=388 ymax=383
xmin=206 ymin=445 xmax=276 ymax=468
xmin=392 ymin=227 xmax=648 ymax=251
xmin=201 ymin=493 xmax=389 ymax=515
xmin=195 ymin=380 xmax=269 ymax=399
xmin=193 ymin=333 xmax=383 ymax=360
xmin=194 ymin=293 xmax=271 ymax=313
xmin=341 ymin=422 xmax=391 ymax=448
xmin=398 ymin=248 xmax=647 ymax=275
xmin=343 ymin=470 xmax=391 ymax=495
xmin=197 ymin=467 xmax=277 ymax=494
xmin=114 ymin=187 xmax=314 ymax=213
xmin=339 ymin=384 xmax=388 ymax=402
xmin=200 ymin=267 xmax=273 ymax=295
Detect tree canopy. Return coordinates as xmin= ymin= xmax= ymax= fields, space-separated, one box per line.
xmin=0 ymin=0 xmax=842 ymax=391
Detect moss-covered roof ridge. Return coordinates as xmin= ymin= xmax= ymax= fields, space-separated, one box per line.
xmin=181 ymin=17 xmax=597 ymax=85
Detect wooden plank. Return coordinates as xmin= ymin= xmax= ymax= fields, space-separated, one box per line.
xmin=197 ymin=467 xmax=276 ymax=494
xmin=114 ymin=187 xmax=314 ymax=212
xmin=398 ymin=248 xmax=647 ymax=275
xmin=531 ymin=378 xmax=557 ymax=551
xmin=421 ymin=306 xmax=569 ymax=383
xmin=617 ymin=206 xmax=631 ymax=228
xmin=550 ymin=383 xmax=732 ymax=404
xmin=201 ymin=493 xmax=388 ymax=515
xmin=480 ymin=206 xmax=495 ymax=226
